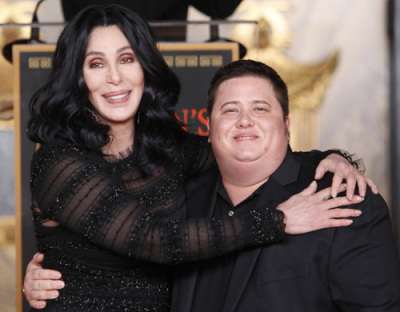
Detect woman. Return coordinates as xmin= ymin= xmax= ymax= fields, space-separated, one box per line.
xmin=25 ymin=4 xmax=372 ymax=311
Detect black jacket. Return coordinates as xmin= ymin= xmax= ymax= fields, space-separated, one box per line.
xmin=172 ymin=148 xmax=400 ymax=311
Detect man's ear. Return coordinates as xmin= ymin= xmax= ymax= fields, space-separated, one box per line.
xmin=285 ymin=116 xmax=290 ymax=140
xmin=285 ymin=116 xmax=290 ymax=131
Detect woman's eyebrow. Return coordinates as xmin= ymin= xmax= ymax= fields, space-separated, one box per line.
xmin=85 ymin=46 xmax=132 ymax=58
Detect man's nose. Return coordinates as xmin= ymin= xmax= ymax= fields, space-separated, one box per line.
xmin=236 ymin=112 xmax=255 ymax=128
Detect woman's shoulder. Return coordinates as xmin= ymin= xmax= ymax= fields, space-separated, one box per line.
xmin=30 ymin=140 xmax=106 ymax=186
xmin=179 ymin=132 xmax=211 ymax=160
xmin=33 ymin=140 xmax=100 ymax=164
xmin=183 ymin=132 xmax=209 ymax=149
xmin=179 ymin=132 xmax=215 ymax=176
xmin=36 ymin=139 xmax=84 ymax=154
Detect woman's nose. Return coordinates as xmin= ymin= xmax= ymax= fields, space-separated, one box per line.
xmin=106 ymin=66 xmax=122 ymax=85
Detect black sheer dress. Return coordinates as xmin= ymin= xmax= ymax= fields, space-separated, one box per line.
xmin=30 ymin=134 xmax=286 ymax=311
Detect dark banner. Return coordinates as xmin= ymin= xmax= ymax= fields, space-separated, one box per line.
xmin=13 ymin=42 xmax=238 ymax=311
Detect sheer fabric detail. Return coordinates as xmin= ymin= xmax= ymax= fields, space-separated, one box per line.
xmin=31 ymin=135 xmax=286 ymax=266
xmin=29 ymin=137 xmax=360 ymax=311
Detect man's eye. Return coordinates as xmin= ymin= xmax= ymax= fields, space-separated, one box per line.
xmin=223 ymin=108 xmax=237 ymax=113
xmin=255 ymin=107 xmax=266 ymax=111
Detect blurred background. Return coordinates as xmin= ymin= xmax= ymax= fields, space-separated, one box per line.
xmin=0 ymin=0 xmax=399 ymax=311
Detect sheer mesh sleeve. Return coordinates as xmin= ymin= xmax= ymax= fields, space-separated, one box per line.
xmin=31 ymin=141 xmax=285 ymax=265
xmin=293 ymin=149 xmax=365 ymax=173
xmin=181 ymin=133 xmax=216 ymax=178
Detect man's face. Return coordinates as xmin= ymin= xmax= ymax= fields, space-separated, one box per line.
xmin=208 ymin=75 xmax=290 ymax=167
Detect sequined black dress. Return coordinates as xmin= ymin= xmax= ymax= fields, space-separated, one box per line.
xmin=30 ymin=134 xmax=285 ymax=311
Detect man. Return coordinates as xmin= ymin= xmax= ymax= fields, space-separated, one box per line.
xmin=171 ymin=60 xmax=400 ymax=311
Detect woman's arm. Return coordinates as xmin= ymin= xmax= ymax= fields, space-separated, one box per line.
xmin=292 ymin=148 xmax=377 ymax=199
xmin=32 ymin=142 xmax=367 ymax=265
xmin=31 ymin=141 xmax=286 ymax=265
xmin=314 ymin=152 xmax=377 ymax=199
xmin=24 ymin=180 xmax=364 ymax=308
xmin=23 ymin=253 xmax=64 ymax=310
xmin=187 ymin=134 xmax=377 ymax=200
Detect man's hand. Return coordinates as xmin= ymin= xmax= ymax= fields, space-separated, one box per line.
xmin=277 ymin=181 xmax=364 ymax=235
xmin=23 ymin=253 xmax=64 ymax=309
xmin=315 ymin=153 xmax=378 ymax=200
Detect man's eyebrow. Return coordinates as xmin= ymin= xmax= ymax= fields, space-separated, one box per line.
xmin=220 ymin=101 xmax=240 ymax=109
xmin=252 ymin=100 xmax=271 ymax=106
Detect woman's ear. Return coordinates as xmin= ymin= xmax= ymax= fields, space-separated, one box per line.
xmin=207 ymin=117 xmax=211 ymax=143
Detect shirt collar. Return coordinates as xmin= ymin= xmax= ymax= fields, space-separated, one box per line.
xmin=271 ymin=145 xmax=301 ymax=186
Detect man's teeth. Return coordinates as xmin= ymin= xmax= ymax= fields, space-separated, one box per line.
xmin=237 ymin=136 xmax=255 ymax=140
xmin=106 ymin=93 xmax=129 ymax=100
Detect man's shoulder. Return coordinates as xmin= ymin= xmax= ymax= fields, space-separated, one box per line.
xmin=184 ymin=165 xmax=219 ymax=193
xmin=284 ymin=149 xmax=333 ymax=191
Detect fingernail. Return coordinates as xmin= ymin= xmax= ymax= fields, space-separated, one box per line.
xmin=355 ymin=210 xmax=362 ymax=215
xmin=346 ymin=220 xmax=353 ymax=225
xmin=57 ymin=281 xmax=65 ymax=288
xmin=332 ymin=191 xmax=337 ymax=198
xmin=354 ymin=195 xmax=364 ymax=202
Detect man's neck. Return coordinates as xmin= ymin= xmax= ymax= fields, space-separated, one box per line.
xmin=219 ymin=162 xmax=273 ymax=206
xmin=216 ymin=148 xmax=288 ymax=206
xmin=222 ymin=180 xmax=267 ymax=206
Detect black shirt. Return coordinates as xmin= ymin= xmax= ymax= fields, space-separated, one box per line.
xmin=191 ymin=176 xmax=265 ymax=312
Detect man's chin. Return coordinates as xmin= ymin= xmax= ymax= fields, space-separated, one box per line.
xmin=233 ymin=155 xmax=260 ymax=163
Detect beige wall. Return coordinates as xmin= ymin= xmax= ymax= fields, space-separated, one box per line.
xmin=283 ymin=0 xmax=390 ymax=203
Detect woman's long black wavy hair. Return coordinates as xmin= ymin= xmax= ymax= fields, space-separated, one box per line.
xmin=27 ymin=4 xmax=186 ymax=173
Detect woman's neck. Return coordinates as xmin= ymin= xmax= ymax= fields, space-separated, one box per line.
xmin=103 ymin=123 xmax=134 ymax=157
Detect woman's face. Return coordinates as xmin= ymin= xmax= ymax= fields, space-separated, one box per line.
xmin=83 ymin=25 xmax=145 ymax=129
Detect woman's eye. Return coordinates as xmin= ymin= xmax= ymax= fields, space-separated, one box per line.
xmin=89 ymin=62 xmax=103 ymax=68
xmin=121 ymin=56 xmax=134 ymax=64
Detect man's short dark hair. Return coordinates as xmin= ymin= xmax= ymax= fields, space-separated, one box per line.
xmin=206 ymin=59 xmax=289 ymax=118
